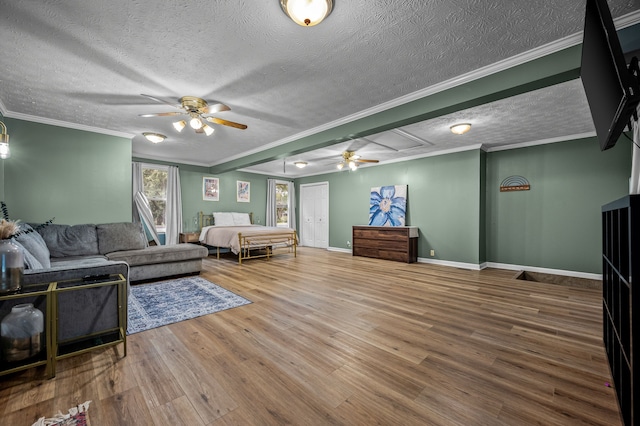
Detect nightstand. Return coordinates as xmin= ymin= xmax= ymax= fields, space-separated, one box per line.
xmin=179 ymin=232 xmax=200 ymax=243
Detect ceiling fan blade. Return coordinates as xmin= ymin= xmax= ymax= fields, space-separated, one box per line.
xmin=356 ymin=159 xmax=379 ymax=163
xmin=139 ymin=111 xmax=184 ymax=117
xmin=205 ymin=116 xmax=248 ymax=130
xmin=195 ymin=127 xmax=204 ymax=134
xmin=203 ymin=102 xmax=231 ymax=114
xmin=141 ymin=94 xmax=180 ymax=108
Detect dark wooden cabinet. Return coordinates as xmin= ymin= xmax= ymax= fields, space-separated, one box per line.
xmin=602 ymin=195 xmax=640 ymax=425
xmin=352 ymin=226 xmax=418 ymax=263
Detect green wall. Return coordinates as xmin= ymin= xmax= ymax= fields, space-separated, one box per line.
xmin=296 ymin=137 xmax=631 ymax=274
xmin=131 ymin=157 xmax=279 ymax=230
xmin=2 ymin=117 xmax=633 ymax=275
xmin=2 ymin=118 xmax=132 ymax=224
xmin=179 ymin=169 xmax=271 ymax=229
xmin=486 ymin=137 xmax=631 ymax=274
xmin=296 ymin=149 xmax=483 ymax=264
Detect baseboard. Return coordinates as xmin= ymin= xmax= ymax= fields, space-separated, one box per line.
xmin=327 ymin=247 xmax=352 ymax=254
xmin=416 ymin=257 xmax=484 ymax=270
xmin=484 ymin=262 xmax=602 ymax=281
xmin=325 ymin=249 xmax=601 ymax=280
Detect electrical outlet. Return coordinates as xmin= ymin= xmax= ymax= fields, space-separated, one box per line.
xmin=430 ymin=249 xmax=435 ymax=256
xmin=347 ymin=240 xmax=351 ymax=248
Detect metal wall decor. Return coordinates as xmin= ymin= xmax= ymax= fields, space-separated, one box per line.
xmin=500 ymin=175 xmax=530 ymax=192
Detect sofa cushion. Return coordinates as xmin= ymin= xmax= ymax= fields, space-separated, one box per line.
xmin=105 ymin=243 xmax=208 ymax=266
xmin=38 ymin=224 xmax=99 ymax=258
xmin=15 ymin=225 xmax=51 ymax=268
xmin=97 ymin=222 xmax=147 ymax=255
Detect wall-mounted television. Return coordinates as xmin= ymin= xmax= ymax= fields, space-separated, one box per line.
xmin=580 ymin=0 xmax=639 ymax=151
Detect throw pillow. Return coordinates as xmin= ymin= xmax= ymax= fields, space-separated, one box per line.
xmin=15 ymin=225 xmax=51 ymax=268
xmin=11 ymin=238 xmax=44 ymax=270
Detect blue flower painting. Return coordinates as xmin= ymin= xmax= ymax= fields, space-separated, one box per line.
xmin=369 ymin=185 xmax=407 ymax=226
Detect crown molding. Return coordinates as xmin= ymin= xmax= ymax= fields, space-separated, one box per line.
xmin=485 ymin=132 xmax=597 ymax=152
xmin=4 ymin=111 xmax=134 ymax=139
xmin=212 ymin=9 xmax=640 ymax=168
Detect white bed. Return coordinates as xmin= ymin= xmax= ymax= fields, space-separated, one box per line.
xmin=198 ymin=212 xmax=297 ymax=264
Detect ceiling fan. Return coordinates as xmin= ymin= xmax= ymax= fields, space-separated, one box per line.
xmin=139 ymin=94 xmax=247 ymax=136
xmin=337 ymin=151 xmax=379 ymax=170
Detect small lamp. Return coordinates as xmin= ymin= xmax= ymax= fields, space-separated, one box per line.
xmin=173 ymin=120 xmax=187 ymax=132
xmin=280 ymin=0 xmax=333 ymax=26
xmin=294 ymin=161 xmax=308 ymax=168
xmin=0 ymin=121 xmax=10 ymax=159
xmin=143 ymin=132 xmax=166 ymax=143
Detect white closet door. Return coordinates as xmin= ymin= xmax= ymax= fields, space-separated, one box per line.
xmin=300 ymin=182 xmax=329 ymax=248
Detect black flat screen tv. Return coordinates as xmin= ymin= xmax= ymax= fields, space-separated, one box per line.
xmin=581 ymin=0 xmax=639 ymax=151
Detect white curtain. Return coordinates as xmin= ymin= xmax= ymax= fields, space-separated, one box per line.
xmin=132 ymin=162 xmax=160 ymax=245
xmin=266 ymin=178 xmax=277 ymax=227
xmin=132 ymin=162 xmax=144 ymax=223
xmin=288 ymin=181 xmax=297 ymax=231
xmin=134 ymin=192 xmax=160 ymax=245
xmin=165 ymin=165 xmax=182 ymax=245
xmin=630 ymin=106 xmax=640 ymax=194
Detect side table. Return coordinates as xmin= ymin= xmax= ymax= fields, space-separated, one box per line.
xmin=180 ymin=232 xmax=200 ymax=243
xmin=0 ymin=282 xmax=54 ymax=378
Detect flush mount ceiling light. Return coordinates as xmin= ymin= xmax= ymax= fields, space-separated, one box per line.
xmin=143 ymin=132 xmax=166 ymax=143
xmin=450 ymin=123 xmax=472 ymax=135
xmin=0 ymin=121 xmax=10 ymax=159
xmin=280 ymin=0 xmax=333 ymax=26
xmin=294 ymin=161 xmax=308 ymax=168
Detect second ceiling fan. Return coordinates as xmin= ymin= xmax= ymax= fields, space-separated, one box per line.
xmin=337 ymin=150 xmax=379 ymax=170
xmin=139 ymin=94 xmax=247 ymax=136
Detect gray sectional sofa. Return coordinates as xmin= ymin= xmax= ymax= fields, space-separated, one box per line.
xmin=16 ymin=221 xmax=209 ymax=285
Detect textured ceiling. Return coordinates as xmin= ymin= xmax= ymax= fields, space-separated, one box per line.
xmin=0 ymin=0 xmax=639 ymax=176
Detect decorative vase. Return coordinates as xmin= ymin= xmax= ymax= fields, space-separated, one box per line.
xmin=0 ymin=239 xmax=23 ymax=295
xmin=1 ymin=303 xmax=44 ymax=362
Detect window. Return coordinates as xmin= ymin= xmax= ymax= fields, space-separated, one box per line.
xmin=142 ymin=166 xmax=168 ymax=232
xmin=275 ymin=181 xmax=290 ymax=227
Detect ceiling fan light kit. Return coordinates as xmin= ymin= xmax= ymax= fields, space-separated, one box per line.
xmin=142 ymin=132 xmax=166 ymax=143
xmin=450 ymin=123 xmax=472 ymax=135
xmin=336 ymin=150 xmax=378 ymax=171
xmin=202 ymin=124 xmax=215 ymax=136
xmin=280 ymin=0 xmax=333 ymax=26
xmin=189 ymin=116 xmax=203 ymax=130
xmin=140 ymin=94 xmax=247 ymax=137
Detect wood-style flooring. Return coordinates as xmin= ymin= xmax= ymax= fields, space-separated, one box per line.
xmin=0 ymin=248 xmax=622 ymax=425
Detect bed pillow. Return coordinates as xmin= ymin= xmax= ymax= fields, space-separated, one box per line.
xmin=213 ymin=212 xmax=234 ymax=226
xmin=232 ymin=212 xmax=252 ymax=226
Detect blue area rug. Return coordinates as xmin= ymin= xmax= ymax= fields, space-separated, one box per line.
xmin=127 ymin=276 xmax=251 ymax=335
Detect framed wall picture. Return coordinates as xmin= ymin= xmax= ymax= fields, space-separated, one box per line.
xmin=203 ymin=177 xmax=219 ymax=201
xmin=237 ymin=180 xmax=250 ymax=203
xmin=369 ymin=184 xmax=407 ymax=226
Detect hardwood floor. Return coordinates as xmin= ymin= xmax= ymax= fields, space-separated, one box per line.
xmin=0 ymin=248 xmax=622 ymax=425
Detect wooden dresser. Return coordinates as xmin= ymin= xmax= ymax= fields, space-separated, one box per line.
xmin=352 ymin=226 xmax=419 ymax=263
